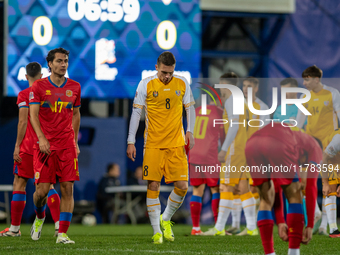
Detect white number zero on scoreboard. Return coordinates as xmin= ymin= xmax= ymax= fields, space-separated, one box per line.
xmin=32 ymin=16 xmax=53 ymax=46
xmin=156 ymin=21 xmax=177 ymax=50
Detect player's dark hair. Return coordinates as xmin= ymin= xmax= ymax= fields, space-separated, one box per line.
xmin=313 ymin=136 xmax=323 ymax=150
xmin=243 ymin=76 xmax=259 ymax=87
xmin=26 ymin=62 xmax=41 ymax=78
xmin=302 ymin=65 xmax=323 ymax=78
xmin=280 ymin=77 xmax=298 ymax=87
xmin=46 ymin=47 xmax=70 ymax=72
xmin=157 ymin=52 xmax=176 ymax=66
xmin=107 ymin=163 xmax=118 ymax=173
xmin=219 ymin=72 xmax=238 ymax=86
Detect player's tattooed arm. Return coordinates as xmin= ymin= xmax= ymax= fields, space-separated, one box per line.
xmin=14 ymin=107 xmax=28 ymax=163
xmin=72 ymin=107 xmax=81 ymax=156
xmin=30 ymin=103 xmax=50 ymax=155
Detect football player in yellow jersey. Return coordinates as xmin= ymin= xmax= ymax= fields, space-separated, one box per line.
xmin=297 ymin=65 xmax=340 ymax=235
xmin=204 ymin=73 xmax=258 ymax=237
xmin=297 ymin=65 xmax=340 ymax=143
xmin=321 ymin=129 xmax=340 ymax=238
xmin=126 ymin=52 xmax=195 ymax=244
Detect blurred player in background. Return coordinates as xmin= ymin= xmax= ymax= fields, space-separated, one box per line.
xmin=204 ymin=73 xmax=257 ymax=237
xmin=321 ymin=129 xmax=340 ymax=237
xmin=29 ymin=48 xmax=81 ymax=244
xmin=273 ymin=78 xmax=307 ymax=126
xmin=297 ymin=65 xmax=340 ymax=235
xmin=126 ymin=52 xmax=195 ymax=244
xmin=189 ymin=94 xmax=224 ymax=235
xmin=246 ymin=123 xmax=322 ymax=255
xmin=0 ymin=62 xmax=61 ymax=237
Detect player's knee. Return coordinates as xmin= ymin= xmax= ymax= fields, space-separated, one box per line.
xmin=148 ymin=181 xmax=160 ymax=191
xmin=35 ymin=189 xmax=49 ymax=201
xmin=61 ymin=185 xmax=73 ymax=198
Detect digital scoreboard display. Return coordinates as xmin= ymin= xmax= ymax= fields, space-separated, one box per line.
xmin=6 ymin=0 xmax=201 ymax=98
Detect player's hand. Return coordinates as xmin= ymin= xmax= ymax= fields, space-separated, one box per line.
xmin=185 ymin=131 xmax=194 ymax=150
xmin=127 ymin=144 xmax=136 ymax=162
xmin=278 ymin=223 xmax=288 ymax=242
xmin=13 ymin=146 xmax=22 ymax=163
xmin=218 ymin=150 xmax=227 ymax=163
xmin=323 ymin=182 xmax=331 ymax=197
xmin=302 ymin=227 xmax=313 ymax=245
xmin=76 ymin=144 xmax=80 ymax=157
xmin=39 ymin=136 xmax=51 ymax=155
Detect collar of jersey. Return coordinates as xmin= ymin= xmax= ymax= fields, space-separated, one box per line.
xmin=48 ymin=76 xmax=67 ymax=88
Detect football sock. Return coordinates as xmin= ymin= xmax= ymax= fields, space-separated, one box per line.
xmin=232 ymin=195 xmax=242 ymax=229
xmin=287 ymin=203 xmax=303 ymax=252
xmin=34 ymin=204 xmax=46 ymax=219
xmin=325 ymin=194 xmax=338 ymax=233
xmin=9 ymin=191 xmax=26 ymax=232
xmin=241 ymin=192 xmax=256 ymax=231
xmin=320 ymin=196 xmax=328 ymax=230
xmin=215 ymin=192 xmax=233 ymax=231
xmin=59 ymin=212 xmax=72 ymax=234
xmin=190 ymin=195 xmax=202 ymax=229
xmin=211 ymin=193 xmax=220 ymax=223
xmin=146 ymin=189 xmax=161 ymax=235
xmin=163 ymin=187 xmax=187 ymax=221
xmin=257 ymin=210 xmax=275 ymax=255
xmin=47 ymin=189 xmax=60 ymax=224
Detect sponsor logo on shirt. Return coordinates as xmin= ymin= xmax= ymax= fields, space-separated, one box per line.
xmin=153 ymin=91 xmax=158 ymax=97
xmin=324 ymin=101 xmax=329 ymax=106
xmin=29 ymin=92 xmax=34 ymax=100
xmin=46 ymin=90 xmax=51 ymax=95
xmin=164 ymin=88 xmax=170 ymax=91
xmin=55 ymin=93 xmax=64 ymax=97
xmin=176 ymin=90 xmax=181 ymax=96
xmin=18 ymin=101 xmax=26 ymax=107
xmin=66 ymin=90 xmax=73 ymax=97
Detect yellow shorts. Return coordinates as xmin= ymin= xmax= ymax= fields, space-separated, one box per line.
xmin=220 ymin=153 xmax=249 ymax=185
xmin=143 ymin=147 xmax=188 ymax=183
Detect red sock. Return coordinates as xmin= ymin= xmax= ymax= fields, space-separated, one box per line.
xmin=58 ymin=212 xmax=72 ymax=234
xmin=287 ymin=204 xmax=304 ymax=249
xmin=47 ymin=189 xmax=60 ymax=223
xmin=11 ymin=191 xmax=26 ymax=226
xmin=211 ymin=193 xmax=220 ymax=223
xmin=190 ymin=195 xmax=202 ymax=228
xmin=258 ymin=211 xmax=275 ymax=254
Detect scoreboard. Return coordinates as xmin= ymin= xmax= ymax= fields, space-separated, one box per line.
xmin=6 ymin=0 xmax=201 ymax=98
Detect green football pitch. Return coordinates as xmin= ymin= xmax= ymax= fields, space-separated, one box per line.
xmin=0 ymin=224 xmax=337 ymax=254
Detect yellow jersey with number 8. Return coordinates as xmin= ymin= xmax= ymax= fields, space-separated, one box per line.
xmin=133 ymin=74 xmax=195 ymax=148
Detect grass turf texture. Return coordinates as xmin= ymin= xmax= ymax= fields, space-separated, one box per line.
xmin=0 ymin=224 xmax=337 ymax=254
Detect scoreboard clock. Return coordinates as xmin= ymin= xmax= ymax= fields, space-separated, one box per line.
xmin=6 ymin=0 xmax=201 ymax=98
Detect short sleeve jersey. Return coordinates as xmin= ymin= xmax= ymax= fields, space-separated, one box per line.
xmin=302 ymin=84 xmax=340 ymax=142
xmin=222 ymin=96 xmax=249 ymax=154
xmin=133 ymin=74 xmax=195 ymax=148
xmin=190 ymin=105 xmax=224 ymax=165
xmin=29 ymin=77 xmax=81 ymax=150
xmin=17 ymin=87 xmax=36 ymax=155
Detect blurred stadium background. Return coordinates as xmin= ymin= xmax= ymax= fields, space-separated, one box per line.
xmin=0 ymin=0 xmax=340 ymax=225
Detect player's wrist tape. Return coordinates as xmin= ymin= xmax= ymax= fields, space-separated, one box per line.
xmin=127 ymin=141 xmax=135 ymax=145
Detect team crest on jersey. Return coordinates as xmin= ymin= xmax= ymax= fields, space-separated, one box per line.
xmin=46 ymin=90 xmax=51 ymax=95
xmin=324 ymin=101 xmax=329 ymax=106
xmin=35 ymin=172 xmax=40 ymax=180
xmin=66 ymin=90 xmax=73 ymax=97
xmin=29 ymin=92 xmax=34 ymax=100
xmin=175 ymin=90 xmax=181 ymax=96
xmin=153 ymin=91 xmax=158 ymax=97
